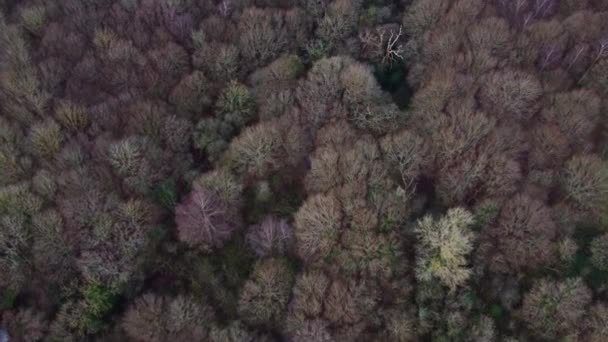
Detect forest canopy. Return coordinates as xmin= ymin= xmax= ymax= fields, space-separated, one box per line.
xmin=0 ymin=0 xmax=608 ymax=341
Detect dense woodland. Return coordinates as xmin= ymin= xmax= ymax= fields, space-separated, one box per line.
xmin=0 ymin=0 xmax=608 ymax=341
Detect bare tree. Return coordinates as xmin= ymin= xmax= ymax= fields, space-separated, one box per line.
xmin=565 ymin=45 xmax=588 ymax=72
xmin=359 ymin=26 xmax=405 ymax=64
xmin=538 ymin=44 xmax=563 ymax=71
xmin=218 ymin=0 xmax=232 ymax=18
xmin=522 ymin=278 xmax=591 ymax=339
xmin=246 ymin=217 xmax=293 ymax=257
xmin=175 ymin=190 xmax=236 ymax=252
xmin=579 ymin=38 xmax=608 ymax=84
xmin=496 ymin=0 xmax=557 ymax=27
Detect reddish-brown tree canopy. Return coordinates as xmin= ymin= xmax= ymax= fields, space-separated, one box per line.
xmin=175 ymin=190 xmax=236 ymax=251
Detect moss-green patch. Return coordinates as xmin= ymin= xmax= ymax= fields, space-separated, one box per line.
xmin=488 ymin=303 xmax=506 ymax=321
xmin=378 ymin=216 xmax=402 ymax=233
xmin=153 ymin=178 xmax=177 ymax=210
xmin=564 ymin=224 xmax=608 ymax=289
xmin=565 ymin=225 xmax=604 ymax=276
xmin=83 ymin=283 xmax=116 ymax=316
xmin=323 ymin=247 xmax=341 ymax=265
xmin=148 ymin=225 xmax=168 ymax=243
xmin=461 ymin=288 xmax=478 ymax=309
xmin=588 ymin=267 xmax=608 ymax=288
xmin=285 ymin=256 xmax=303 ymax=275
xmin=304 ymin=39 xmax=330 ymax=64
xmin=283 ymin=55 xmax=305 ymax=79
xmin=81 ymin=283 xmax=117 ymax=334
xmin=374 ymin=63 xmax=405 ymax=91
xmin=568 ymin=251 xmax=591 ymax=277
xmin=472 ymin=202 xmax=499 ymax=231
xmin=0 ymin=287 xmax=18 ymax=310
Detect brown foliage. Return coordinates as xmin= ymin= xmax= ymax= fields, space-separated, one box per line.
xmin=316 ymin=0 xmax=360 ymax=50
xmin=123 ymin=293 xmax=215 ymax=342
xmin=322 ymin=278 xmax=378 ymax=328
xmin=2 ymin=0 xmax=608 ymax=339
xmin=528 ymin=124 xmax=572 ymax=169
xmin=250 ymin=55 xmax=303 ymax=120
xmin=402 ymin=0 xmax=450 ymax=37
xmin=481 ymin=194 xmax=557 ymax=274
xmin=291 ymin=319 xmax=334 ymax=342
xmin=296 ymin=56 xmax=351 ymax=130
xmin=193 ymin=41 xmax=240 ymax=82
xmin=238 ymin=8 xmax=288 ymax=67
xmin=466 ymin=17 xmax=512 ymax=74
xmin=31 ymin=209 xmax=74 ymax=284
xmin=289 ymin=270 xmax=331 ymax=321
xmin=478 ymin=69 xmax=543 ymax=121
xmin=585 ymin=304 xmax=608 ymax=342
xmin=237 ymin=258 xmax=294 ymax=326
xmin=2 ymin=308 xmax=48 ymax=342
xmin=560 ymin=154 xmax=608 ymax=218
xmin=222 ymin=121 xmax=284 ymax=179
xmin=76 ymin=199 xmax=158 ymax=287
xmin=482 ymin=154 xmax=522 ymax=199
xmin=543 ymin=89 xmax=601 ymax=146
xmin=421 ymin=28 xmax=461 ymax=68
xmin=433 ymin=109 xmax=496 ymax=164
xmin=521 ymin=277 xmax=591 ymax=339
xmin=305 ymin=146 xmax=340 ymax=194
xmin=169 ymin=71 xmax=213 ymax=115
xmin=520 ymin=20 xmax=569 ymax=69
xmin=408 ymin=69 xmax=461 ymax=125
xmin=564 ymin=11 xmax=606 ymax=43
xmin=294 ymin=193 xmax=343 ymax=263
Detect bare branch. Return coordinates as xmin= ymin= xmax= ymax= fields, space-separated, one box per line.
xmin=597 ymin=38 xmax=608 ymax=59
xmin=523 ymin=12 xmax=534 ymax=27
xmin=515 ymin=0 xmax=528 ymax=14
xmin=534 ymin=0 xmax=555 ymax=18
xmin=579 ymin=39 xmax=608 ymax=84
xmin=538 ymin=45 xmax=561 ymax=71
xmin=384 ymin=26 xmax=405 ymax=64
xmin=218 ymin=0 xmax=232 ymax=18
xmin=566 ymin=45 xmax=586 ymax=71
xmin=359 ymin=26 xmax=404 ymax=65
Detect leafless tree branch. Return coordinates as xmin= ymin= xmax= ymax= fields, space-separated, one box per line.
xmin=359 ymin=26 xmax=404 ymax=65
